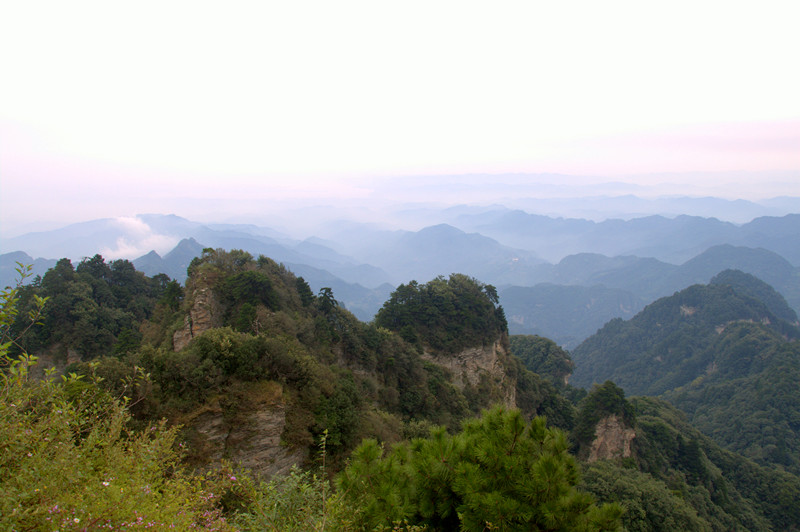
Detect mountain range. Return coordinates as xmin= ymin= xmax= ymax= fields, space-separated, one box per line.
xmin=2 ymin=208 xmax=798 ymax=348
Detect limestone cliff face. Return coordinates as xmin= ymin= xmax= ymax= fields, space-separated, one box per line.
xmin=422 ymin=338 xmax=516 ymax=408
xmin=173 ymin=287 xmax=223 ymax=351
xmin=188 ymin=387 xmax=306 ymax=478
xmin=28 ymin=346 xmax=82 ymax=380
xmin=588 ymin=414 xmax=636 ymax=462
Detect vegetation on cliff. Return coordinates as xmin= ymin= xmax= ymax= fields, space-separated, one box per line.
xmin=571 ymin=276 xmax=800 ymax=477
xmin=374 ymin=274 xmax=507 ymax=354
xmin=574 ymin=385 xmax=800 ymax=531
xmin=509 ymin=334 xmax=575 ymax=385
xmin=8 ymin=255 xmax=175 ymax=360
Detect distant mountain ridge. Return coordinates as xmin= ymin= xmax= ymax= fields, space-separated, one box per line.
xmin=2 ymin=211 xmax=798 ymax=337
xmin=451 ymin=210 xmax=800 ymax=264
xmin=500 ymin=246 xmax=800 ymax=348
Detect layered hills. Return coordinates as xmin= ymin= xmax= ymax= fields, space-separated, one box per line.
xmin=3 ymin=211 xmax=798 ymax=350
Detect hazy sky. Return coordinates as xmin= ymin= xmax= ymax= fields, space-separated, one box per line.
xmin=1 ymin=1 xmax=799 ymax=237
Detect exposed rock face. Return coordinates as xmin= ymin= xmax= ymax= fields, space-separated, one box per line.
xmin=588 ymin=414 xmax=636 ymax=462
xmin=422 ymin=338 xmax=516 ymax=408
xmin=190 ymin=390 xmax=306 ymax=478
xmin=28 ymin=346 xmax=82 ymax=380
xmin=173 ymin=287 xmax=222 ymax=351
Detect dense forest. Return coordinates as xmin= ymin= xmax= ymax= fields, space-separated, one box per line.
xmin=571 ymin=275 xmax=800 ymax=478
xmin=3 ymin=254 xmax=800 ymax=530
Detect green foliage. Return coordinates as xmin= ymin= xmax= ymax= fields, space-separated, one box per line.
xmin=500 ymin=352 xmax=576 ymax=430
xmin=1 ymin=262 xmax=48 ymax=355
xmin=663 ymin=323 xmax=800 ymax=475
xmin=0 ymin=282 xmax=235 ymax=530
xmin=570 ymin=277 xmax=800 ymax=484
xmin=711 ymin=269 xmax=798 ymax=324
xmin=316 ymin=287 xmax=338 ymax=315
xmin=233 ymin=465 xmax=357 ymax=531
xmin=337 ymin=405 xmax=623 ymax=531
xmin=510 ymin=334 xmax=575 ymax=385
xmin=6 ymin=256 xmax=800 ymax=530
xmin=10 ymin=255 xmax=171 ymax=360
xmin=295 ymin=276 xmax=315 ymax=307
xmin=375 ymin=274 xmax=508 ymax=354
xmin=315 ymin=374 xmax=362 ymax=452
xmin=580 ymin=461 xmax=711 ymax=532
xmin=573 ymin=381 xmax=635 ymax=451
xmin=571 ymin=283 xmax=800 ymax=395
xmin=158 ymin=279 xmax=184 ymax=311
xmin=221 ymin=270 xmax=279 ymax=311
xmin=629 ymin=396 xmax=799 ymax=530
xmin=0 ymin=370 xmax=235 ymax=530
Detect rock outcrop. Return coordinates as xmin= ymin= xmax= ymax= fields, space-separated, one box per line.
xmin=587 ymin=414 xmax=636 ymax=462
xmin=28 ymin=346 xmax=82 ymax=380
xmin=187 ymin=384 xmax=306 ymax=478
xmin=173 ymin=287 xmax=223 ymax=351
xmin=422 ymin=338 xmax=516 ymax=408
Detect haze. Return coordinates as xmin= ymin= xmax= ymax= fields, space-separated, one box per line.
xmin=1 ymin=1 xmax=799 ymax=239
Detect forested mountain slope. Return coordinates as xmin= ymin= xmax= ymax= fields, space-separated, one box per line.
xmin=11 ymin=250 xmax=572 ymax=468
xmin=571 ymin=281 xmax=800 ymax=395
xmin=7 ymin=254 xmax=800 ymax=530
xmin=571 ymin=276 xmax=800 ymax=476
xmin=577 ymin=385 xmax=800 ymax=531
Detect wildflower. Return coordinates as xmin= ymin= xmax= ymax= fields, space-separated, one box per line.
xmin=74 ymin=517 xmax=80 ymax=524
xmin=102 ymin=481 xmax=110 ymax=486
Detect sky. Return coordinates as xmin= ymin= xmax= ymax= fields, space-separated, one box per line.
xmin=1 ymin=1 xmax=799 ymax=238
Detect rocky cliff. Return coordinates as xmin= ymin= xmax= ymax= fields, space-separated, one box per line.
xmin=185 ymin=382 xmax=306 ymax=478
xmin=422 ymin=338 xmax=516 ymax=408
xmin=587 ymin=414 xmax=636 ymax=462
xmin=173 ymin=286 xmax=223 ymax=351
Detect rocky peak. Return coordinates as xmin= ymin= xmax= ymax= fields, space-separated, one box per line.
xmin=587 ymin=414 xmax=636 ymax=462
xmin=172 ymin=286 xmax=223 ymax=351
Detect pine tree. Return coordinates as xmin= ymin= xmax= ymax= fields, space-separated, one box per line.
xmin=338 ymin=405 xmax=622 ymax=531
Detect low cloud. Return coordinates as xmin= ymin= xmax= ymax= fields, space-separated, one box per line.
xmin=98 ymin=217 xmax=179 ymax=260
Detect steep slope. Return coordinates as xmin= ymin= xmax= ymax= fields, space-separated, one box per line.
xmin=496 ymin=245 xmax=798 ymax=349
xmin=39 ymin=252 xmax=570 ymax=478
xmin=710 ymin=269 xmax=798 ymax=324
xmin=571 ymin=278 xmax=800 ymax=475
xmin=672 ymin=244 xmax=800 ymax=312
xmin=663 ymin=323 xmax=800 ymax=474
xmin=578 ymin=390 xmax=800 ymax=531
xmin=571 ymin=282 xmax=800 ymax=395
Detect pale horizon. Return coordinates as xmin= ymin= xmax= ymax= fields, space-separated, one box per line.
xmin=2 ymin=1 xmax=799 ymax=238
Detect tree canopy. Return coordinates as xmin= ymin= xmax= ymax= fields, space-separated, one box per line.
xmin=337 ymin=405 xmax=622 ymax=531
xmin=374 ymin=274 xmax=508 ymax=354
